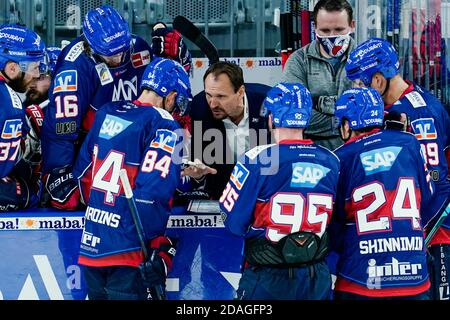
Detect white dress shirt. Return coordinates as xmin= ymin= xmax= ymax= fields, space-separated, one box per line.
xmin=222 ymin=93 xmax=249 ymax=160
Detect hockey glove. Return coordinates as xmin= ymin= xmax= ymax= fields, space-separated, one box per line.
xmin=139 ymin=236 xmax=177 ymax=299
xmin=44 ymin=165 xmax=80 ymax=210
xmin=0 ymin=176 xmax=31 ymax=212
xmin=139 ymin=253 xmax=167 ymax=288
xmin=149 ymin=236 xmax=177 ymax=273
xmin=151 ymin=22 xmax=192 ymax=74
xmin=23 ymin=104 xmax=45 ymax=166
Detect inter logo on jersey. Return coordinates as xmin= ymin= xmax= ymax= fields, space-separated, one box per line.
xmin=53 ymin=70 xmax=77 ymax=93
xmin=230 ymin=162 xmax=249 ymax=190
xmin=99 ymin=115 xmax=132 ymax=140
xmin=360 ymin=146 xmax=402 ymax=175
xmin=1 ymin=119 xmax=22 ymax=139
xmin=291 ymin=162 xmax=330 ymax=188
xmin=411 ymin=118 xmax=437 ymax=140
xmin=150 ymin=129 xmax=178 ymax=153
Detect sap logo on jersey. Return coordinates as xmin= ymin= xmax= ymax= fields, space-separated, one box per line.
xmin=360 ymin=146 xmax=402 ymax=175
xmin=411 ymin=118 xmax=437 ymax=140
xmin=53 ymin=70 xmax=77 ymax=93
xmin=230 ymin=162 xmax=250 ymax=190
xmin=1 ymin=119 xmax=22 ymax=139
xmin=150 ymin=129 xmax=178 ymax=153
xmin=291 ymin=162 xmax=330 ymax=188
xmin=99 ymin=115 xmax=132 ymax=140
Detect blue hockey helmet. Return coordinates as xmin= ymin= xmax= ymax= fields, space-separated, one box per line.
xmin=346 ymin=38 xmax=400 ymax=86
xmin=261 ymin=82 xmax=312 ymax=128
xmin=82 ymin=5 xmax=131 ymax=56
xmin=334 ymin=87 xmax=384 ymax=130
xmin=140 ymin=57 xmax=193 ymax=115
xmin=0 ymin=24 xmax=46 ymax=75
xmin=46 ymin=46 xmax=62 ymax=74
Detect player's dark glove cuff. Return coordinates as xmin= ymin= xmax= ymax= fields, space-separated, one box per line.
xmin=0 ymin=176 xmax=30 ymax=212
xmin=384 ymin=110 xmax=407 ymax=131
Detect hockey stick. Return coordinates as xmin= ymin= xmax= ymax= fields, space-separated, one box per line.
xmin=280 ymin=13 xmax=290 ymax=69
xmin=420 ymin=0 xmax=430 ymax=90
xmin=393 ymin=0 xmax=400 ymax=51
xmin=286 ymin=11 xmax=294 ymax=58
xmin=294 ymin=0 xmax=302 ymax=51
xmin=300 ymin=0 xmax=310 ymax=47
xmin=401 ymin=1 xmax=412 ymax=80
xmin=309 ymin=0 xmax=315 ymax=44
xmin=173 ymin=15 xmax=220 ymax=64
xmin=119 ymin=169 xmax=165 ymax=300
xmin=434 ymin=0 xmax=442 ymax=100
xmin=387 ymin=0 xmax=394 ymax=44
xmin=425 ymin=203 xmax=450 ymax=247
xmin=412 ymin=0 xmax=420 ymax=84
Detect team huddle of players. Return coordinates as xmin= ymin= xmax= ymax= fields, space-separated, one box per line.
xmin=0 ymin=4 xmax=448 ymax=300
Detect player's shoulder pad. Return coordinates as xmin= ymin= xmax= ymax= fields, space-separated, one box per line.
xmin=387 ymin=129 xmax=419 ymax=146
xmin=130 ymin=34 xmax=152 ymax=69
xmin=131 ymin=34 xmax=151 ymax=51
xmin=2 ymin=83 xmax=23 ymax=111
xmin=91 ymin=101 xmax=112 ymax=122
xmin=325 ymin=143 xmax=347 ymax=166
xmin=152 ymin=106 xmax=176 ymax=122
xmin=244 ymin=144 xmax=276 ymax=161
xmin=93 ymin=62 xmax=114 ymax=86
xmin=315 ymin=145 xmax=340 ymax=168
xmin=403 ymin=86 xmax=427 ymax=109
xmin=64 ymin=39 xmax=86 ymax=63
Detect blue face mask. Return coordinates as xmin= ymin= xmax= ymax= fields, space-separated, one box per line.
xmin=316 ymin=32 xmax=352 ymax=58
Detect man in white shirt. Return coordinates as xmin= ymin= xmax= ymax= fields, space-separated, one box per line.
xmin=188 ymin=61 xmax=271 ymax=199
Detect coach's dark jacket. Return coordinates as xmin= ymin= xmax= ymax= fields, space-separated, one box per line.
xmin=189 ymin=83 xmax=271 ymax=199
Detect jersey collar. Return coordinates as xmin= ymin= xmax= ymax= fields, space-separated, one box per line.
xmin=133 ymin=99 xmax=154 ymax=107
xmin=345 ymin=128 xmax=381 ymax=145
xmin=279 ymin=139 xmax=314 ymax=145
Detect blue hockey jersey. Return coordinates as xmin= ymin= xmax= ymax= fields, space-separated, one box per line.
xmin=42 ymin=35 xmax=152 ymax=174
xmin=0 ymin=77 xmax=26 ymax=178
xmin=331 ymin=129 xmax=434 ymax=297
xmin=73 ymin=100 xmax=182 ymax=267
xmin=220 ymin=140 xmax=339 ymax=243
xmin=386 ymin=81 xmax=450 ymax=244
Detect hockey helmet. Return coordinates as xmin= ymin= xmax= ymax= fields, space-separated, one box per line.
xmin=46 ymin=46 xmax=62 ymax=75
xmin=0 ymin=24 xmax=46 ymax=75
xmin=346 ymin=38 xmax=400 ymax=86
xmin=140 ymin=57 xmax=192 ymax=115
xmin=261 ymin=82 xmax=312 ymax=128
xmin=82 ymin=5 xmax=131 ymax=57
xmin=334 ymin=87 xmax=384 ymax=130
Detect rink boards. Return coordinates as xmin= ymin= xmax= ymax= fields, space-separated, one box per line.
xmin=0 ymin=206 xmax=244 ymax=300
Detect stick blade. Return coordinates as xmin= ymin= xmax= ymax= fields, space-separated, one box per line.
xmin=173 ymin=15 xmax=220 ymax=63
